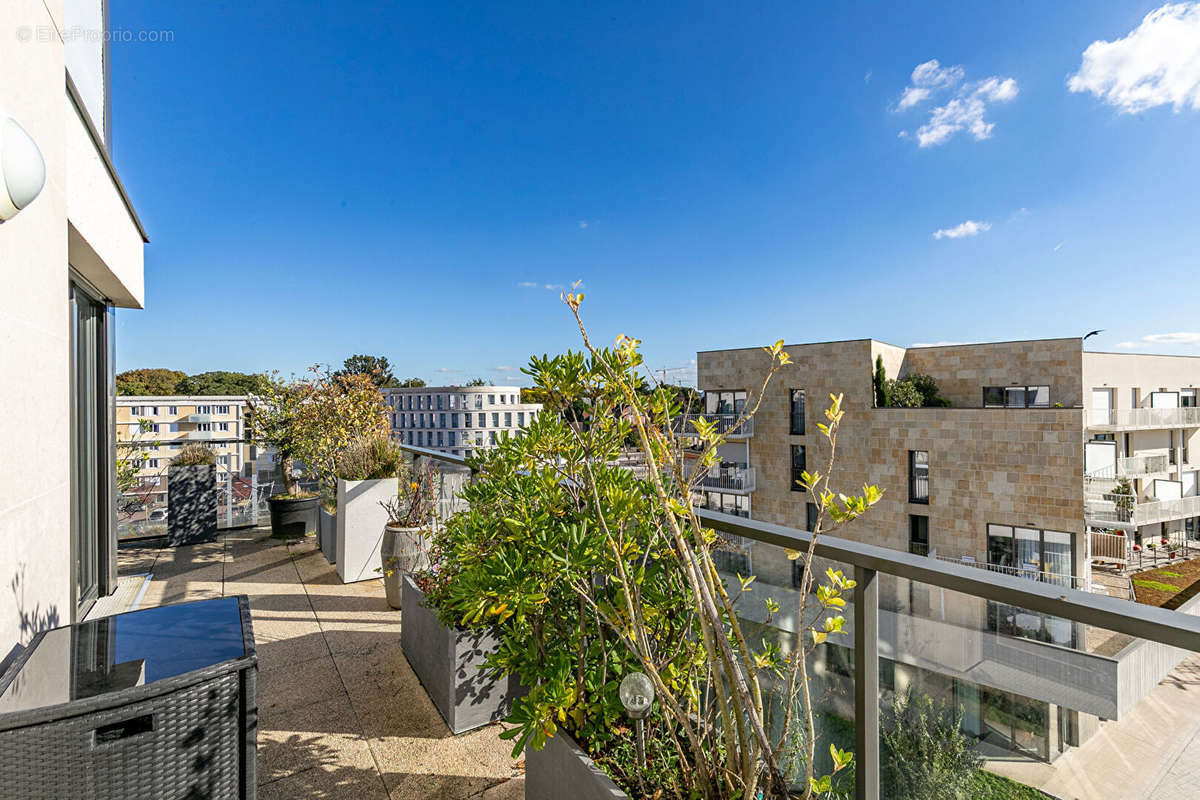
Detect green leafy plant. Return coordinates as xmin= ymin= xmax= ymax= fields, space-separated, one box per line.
xmin=873 ymin=355 xmax=888 ymax=408
xmin=337 ymin=434 xmax=403 ymax=481
xmin=248 ymin=367 xmax=389 ymax=499
xmin=424 ymin=290 xmax=881 ymax=799
xmin=886 ymin=373 xmax=950 ymax=408
xmin=1111 ymin=477 xmax=1135 ymax=522
xmin=880 ymin=688 xmax=983 ymax=800
xmin=170 ymin=443 xmax=216 ymax=467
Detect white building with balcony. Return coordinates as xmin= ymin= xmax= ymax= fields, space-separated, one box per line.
xmin=1 ymin=0 xmax=148 ymax=656
xmin=383 ymin=386 xmax=542 ymax=458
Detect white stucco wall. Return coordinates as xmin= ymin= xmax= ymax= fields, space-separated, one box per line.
xmin=0 ymin=0 xmax=74 ymax=662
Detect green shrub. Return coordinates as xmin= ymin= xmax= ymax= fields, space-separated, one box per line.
xmin=170 ymin=443 xmax=216 ymax=467
xmin=336 ymin=434 xmax=403 ymax=481
xmin=881 ymin=688 xmax=983 ymax=800
xmin=886 ymin=373 xmax=951 ymax=408
xmin=1134 ymin=579 xmax=1180 ymax=593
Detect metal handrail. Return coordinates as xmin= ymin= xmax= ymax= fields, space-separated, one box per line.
xmin=398 ymin=442 xmax=1200 ymax=800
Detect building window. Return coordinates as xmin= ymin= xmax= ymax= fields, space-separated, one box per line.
xmin=437 ymin=395 xmax=443 ymax=410
xmin=168 ymin=406 xmax=178 ymax=415
xmin=791 ymin=445 xmax=806 ymax=492
xmin=790 ymin=389 xmax=806 ymax=435
xmin=909 ymin=450 xmax=929 ymax=504
xmin=131 ymin=406 xmax=143 ymax=415
xmin=504 ymin=412 xmax=512 ymax=427
xmin=983 ymin=386 xmax=1051 ymax=408
xmin=147 ymin=459 xmax=159 ymax=469
xmin=489 ymin=431 xmax=497 ymax=445
xmin=196 ymin=423 xmax=212 ymax=431
xmin=217 ymin=422 xmax=229 ymax=432
xmin=448 ymin=432 xmax=456 ymax=447
xmin=437 ymin=432 xmax=444 ymax=447
xmin=909 ymin=515 xmax=930 ymax=556
xmin=499 ymin=394 xmax=506 ymax=404
xmin=488 ymin=394 xmax=495 ymax=405
xmin=198 ymin=405 xmax=212 ymax=414
xmin=451 ymin=413 xmax=459 ymax=428
xmin=517 ymin=412 xmax=525 ymax=427
xmin=704 ymin=389 xmax=746 ymax=415
xmin=215 ymin=405 xmax=230 ymax=414
xmin=439 ymin=413 xmax=446 ymax=428
xmin=492 ymin=413 xmax=500 ymax=427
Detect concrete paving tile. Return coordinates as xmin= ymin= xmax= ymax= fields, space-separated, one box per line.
xmin=257 ymin=653 xmax=346 ymax=712
xmin=258 ymin=693 xmax=369 ymax=783
xmin=473 ymin=777 xmax=524 ymax=800
xmin=257 ymin=759 xmax=389 ymax=800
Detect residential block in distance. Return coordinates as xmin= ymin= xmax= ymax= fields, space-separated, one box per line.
xmin=384 ymin=386 xmax=543 ymax=457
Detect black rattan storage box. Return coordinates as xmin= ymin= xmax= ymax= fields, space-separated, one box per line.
xmin=0 ymin=596 xmax=257 ymax=800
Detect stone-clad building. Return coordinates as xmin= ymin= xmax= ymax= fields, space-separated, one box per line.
xmin=692 ymin=337 xmax=1200 ymax=763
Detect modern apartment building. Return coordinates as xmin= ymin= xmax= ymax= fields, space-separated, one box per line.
xmin=694 ymin=337 xmax=1200 ymax=763
xmin=384 ymin=386 xmax=542 ymax=457
xmin=1 ymin=0 xmax=147 ymax=654
xmin=115 ymin=396 xmax=252 ymax=479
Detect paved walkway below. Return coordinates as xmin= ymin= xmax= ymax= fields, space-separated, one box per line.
xmin=987 ymin=655 xmax=1200 ymax=800
xmin=120 ymin=527 xmax=523 ymax=800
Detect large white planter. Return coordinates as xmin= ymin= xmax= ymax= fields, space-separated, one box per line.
xmin=335 ymin=477 xmax=397 ymax=583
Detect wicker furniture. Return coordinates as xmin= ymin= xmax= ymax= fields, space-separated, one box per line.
xmin=0 ymin=596 xmax=257 ymax=800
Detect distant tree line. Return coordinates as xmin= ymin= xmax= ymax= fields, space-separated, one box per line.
xmin=117 ymin=354 xmax=427 ymax=397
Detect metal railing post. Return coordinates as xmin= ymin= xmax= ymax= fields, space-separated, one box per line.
xmin=854 ymin=566 xmax=879 ymax=800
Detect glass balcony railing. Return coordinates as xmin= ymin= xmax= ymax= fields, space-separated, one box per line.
xmin=1087 ymin=407 xmax=1200 ymax=430
xmin=116 ymin=437 xmax=285 ymax=540
xmin=671 ymin=412 xmax=755 ymax=438
xmin=398 ymin=443 xmax=1200 ymax=798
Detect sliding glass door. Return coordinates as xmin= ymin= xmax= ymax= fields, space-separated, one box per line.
xmin=71 ymin=279 xmax=114 ymax=618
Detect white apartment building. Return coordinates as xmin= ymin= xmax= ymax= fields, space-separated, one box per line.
xmin=383 ymin=386 xmax=542 ymax=457
xmin=1 ymin=0 xmax=147 ymax=651
xmin=116 ymin=396 xmax=251 ymax=478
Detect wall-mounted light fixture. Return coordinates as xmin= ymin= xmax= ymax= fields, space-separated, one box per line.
xmin=0 ymin=105 xmax=46 ymax=221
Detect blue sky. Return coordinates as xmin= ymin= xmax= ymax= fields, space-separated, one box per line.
xmin=110 ymin=1 xmax=1200 ymax=385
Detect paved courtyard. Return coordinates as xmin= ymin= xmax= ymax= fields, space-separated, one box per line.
xmin=119 ymin=527 xmax=523 ymax=800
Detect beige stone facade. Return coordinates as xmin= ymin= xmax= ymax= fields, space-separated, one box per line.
xmin=697 ymin=338 xmax=1086 ymax=568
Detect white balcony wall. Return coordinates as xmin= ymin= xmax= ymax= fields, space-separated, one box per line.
xmin=0 ymin=0 xmax=73 ymax=660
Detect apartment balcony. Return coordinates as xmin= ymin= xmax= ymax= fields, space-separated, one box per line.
xmin=1087 ymin=407 xmax=1200 ymax=431
xmin=187 ymin=413 xmax=213 ymax=423
xmin=1086 ymin=453 xmax=1172 ymax=481
xmin=672 ymin=412 xmax=754 ymax=438
xmin=188 ymin=430 xmax=214 ymax=440
xmin=696 ymin=464 xmax=756 ymax=494
xmin=1085 ymin=492 xmax=1200 ymax=530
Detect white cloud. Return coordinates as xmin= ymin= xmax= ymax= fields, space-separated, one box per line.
xmin=1068 ymin=3 xmax=1200 ymax=114
xmin=895 ymin=60 xmax=1018 ymax=146
xmin=1114 ymin=341 xmax=1146 ymax=349
xmin=518 ymin=281 xmax=564 ymax=291
xmin=492 ymin=365 xmax=518 ymax=372
xmin=864 ymin=70 xmax=873 ymax=84
xmin=1143 ymin=331 xmax=1200 ymax=344
xmin=1052 ymin=241 xmax=1064 ymax=252
xmin=517 ymin=281 xmax=538 ymax=288
xmin=435 ymin=367 xmax=462 ymax=373
xmin=932 ymin=220 xmax=991 ymax=239
xmin=578 ymin=220 xmax=589 ymax=229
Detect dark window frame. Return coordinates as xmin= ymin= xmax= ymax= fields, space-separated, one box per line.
xmin=789 ymin=389 xmax=806 ymax=436
xmin=909 ymin=514 xmax=930 ymax=556
xmin=791 ymin=445 xmax=807 ymax=493
xmin=983 ymin=385 xmax=1052 ymax=408
xmin=909 ymin=450 xmax=929 ymax=504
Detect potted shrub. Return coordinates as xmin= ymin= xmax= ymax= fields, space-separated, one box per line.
xmin=378 ymin=460 xmax=437 ymax=608
xmin=166 ymin=443 xmax=218 ymax=546
xmin=248 ymin=374 xmax=323 ymax=538
xmin=426 ymin=294 xmax=880 ymax=799
xmin=335 ymin=435 xmax=401 ymax=583
xmin=249 ymin=368 xmax=389 ymax=540
xmin=1112 ymin=477 xmax=1136 ymax=523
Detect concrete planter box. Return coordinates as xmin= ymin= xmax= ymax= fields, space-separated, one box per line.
xmin=166 ymin=464 xmax=217 ymax=546
xmin=381 ymin=525 xmax=429 ymax=609
xmin=525 ymin=729 xmax=629 ymax=800
xmin=336 ymin=477 xmax=396 ymax=583
xmin=401 ymin=575 xmax=523 ymax=734
xmin=319 ymin=506 xmax=337 ymax=564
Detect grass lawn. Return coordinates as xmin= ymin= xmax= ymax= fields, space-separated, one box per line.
xmin=1132 ymin=556 xmax=1200 ymax=609
xmin=972 ymin=769 xmax=1051 ymax=799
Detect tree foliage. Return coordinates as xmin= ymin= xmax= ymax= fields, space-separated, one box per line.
xmin=464 ymin=377 xmax=489 ymax=386
xmin=116 ymin=368 xmax=187 ymax=396
xmin=174 ymin=371 xmax=269 ymax=396
xmin=873 ymin=356 xmax=888 ymax=408
xmin=398 ymin=377 xmax=426 ymax=387
xmin=886 ymin=373 xmax=950 ymax=408
xmin=247 ymin=367 xmax=389 ymax=498
xmin=880 ymin=689 xmax=983 ymax=800
xmin=423 ymin=291 xmax=882 ymax=799
xmin=337 ymin=354 xmax=401 ymax=388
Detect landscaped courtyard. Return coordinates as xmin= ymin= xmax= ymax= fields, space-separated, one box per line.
xmin=1132 ymin=556 xmax=1200 ymax=609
